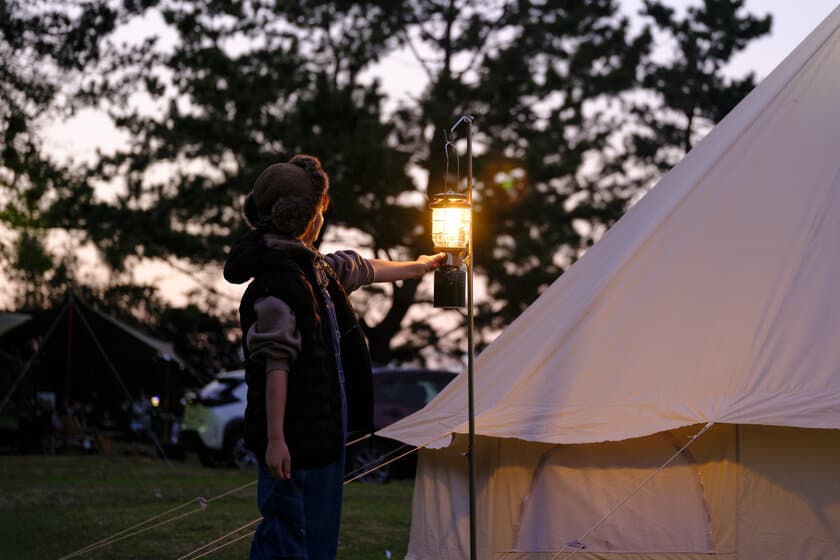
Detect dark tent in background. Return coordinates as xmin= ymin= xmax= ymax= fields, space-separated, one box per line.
xmin=0 ymin=293 xmax=205 ymax=455
xmin=0 ymin=312 xmax=31 ymax=336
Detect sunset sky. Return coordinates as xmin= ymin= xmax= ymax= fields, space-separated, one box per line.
xmin=8 ymin=1 xmax=838 ymax=312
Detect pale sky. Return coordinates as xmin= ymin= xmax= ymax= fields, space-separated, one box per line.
xmin=718 ymin=1 xmax=838 ymax=77
xmin=45 ymin=1 xmax=839 ymax=163
xmin=10 ymin=1 xmax=840 ymax=313
xmin=359 ymin=1 xmax=839 ymax=108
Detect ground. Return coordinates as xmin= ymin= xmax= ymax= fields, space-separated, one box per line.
xmin=0 ymin=452 xmax=414 ymax=559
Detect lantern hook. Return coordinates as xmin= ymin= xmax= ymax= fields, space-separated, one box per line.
xmin=450 ymin=114 xmax=475 ymax=134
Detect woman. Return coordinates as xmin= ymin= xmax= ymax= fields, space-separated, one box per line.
xmin=224 ymin=154 xmax=444 ymax=559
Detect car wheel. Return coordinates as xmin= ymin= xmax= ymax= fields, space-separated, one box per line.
xmin=231 ymin=434 xmax=258 ymax=470
xmin=347 ymin=439 xmax=391 ymax=483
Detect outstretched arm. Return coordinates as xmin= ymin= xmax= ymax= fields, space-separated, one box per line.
xmin=370 ymin=252 xmax=447 ymax=283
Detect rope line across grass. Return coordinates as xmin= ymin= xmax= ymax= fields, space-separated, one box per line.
xmin=56 ymin=431 xmax=453 ymax=560
xmin=175 ymin=517 xmax=262 ymax=560
xmin=55 ymin=480 xmax=258 ymax=560
xmin=186 ymin=530 xmax=256 ymax=560
xmin=56 ymin=437 xmax=370 ymax=559
xmin=177 ymin=432 xmax=453 ymax=560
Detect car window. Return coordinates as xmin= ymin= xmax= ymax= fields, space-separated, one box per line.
xmin=417 ymin=381 xmax=442 ymax=405
xmin=376 ymin=373 xmax=455 ymax=407
xmin=378 ymin=380 xmax=427 ymax=407
xmin=199 ymin=378 xmax=243 ymax=400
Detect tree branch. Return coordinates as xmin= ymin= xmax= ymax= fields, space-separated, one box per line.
xmin=401 ymin=29 xmax=435 ymax=81
xmin=454 ymin=3 xmax=513 ymax=81
xmin=164 ymin=257 xmax=239 ymax=303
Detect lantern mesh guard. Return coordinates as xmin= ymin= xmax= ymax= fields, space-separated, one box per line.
xmin=431 ymin=193 xmax=470 ymax=251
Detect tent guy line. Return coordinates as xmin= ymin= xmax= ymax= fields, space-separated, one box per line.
xmin=72 ymin=301 xmax=174 ymax=463
xmin=174 ymin=424 xmax=715 ymax=560
xmin=343 ymin=441 xmax=420 ymax=484
xmin=0 ymin=297 xmax=70 ymax=414
xmin=55 ymin=479 xmax=259 ymax=560
xmin=175 ymin=516 xmax=262 ymax=560
xmin=176 ymin=432 xmax=455 ymax=560
xmin=55 ymin=430 xmax=453 ymax=559
xmin=62 ymin=420 xmax=722 ymax=558
xmin=551 ymin=422 xmax=715 ymax=560
xmin=343 ymin=443 xmax=411 ymax=482
xmin=73 ymin=300 xmax=137 ymax=408
xmin=184 ymin=529 xmax=256 ymax=560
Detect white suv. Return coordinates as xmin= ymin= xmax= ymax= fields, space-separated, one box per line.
xmin=181 ymin=367 xmax=456 ymax=476
xmin=180 ymin=369 xmax=256 ymax=469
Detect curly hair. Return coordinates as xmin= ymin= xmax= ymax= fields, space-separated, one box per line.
xmin=289 ymin=154 xmax=330 ymax=208
xmin=243 ymin=154 xmax=330 ymax=238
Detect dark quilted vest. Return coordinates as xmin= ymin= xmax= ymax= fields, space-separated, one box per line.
xmin=239 ymin=250 xmax=373 ymax=468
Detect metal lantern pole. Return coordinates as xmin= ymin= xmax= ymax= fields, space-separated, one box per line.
xmin=451 ymin=115 xmax=477 ymax=560
xmin=466 ymin=118 xmax=477 ymax=560
xmin=432 ymin=114 xmax=477 ymax=560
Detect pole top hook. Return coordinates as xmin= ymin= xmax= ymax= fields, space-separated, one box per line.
xmin=450 ymin=115 xmax=475 ymax=134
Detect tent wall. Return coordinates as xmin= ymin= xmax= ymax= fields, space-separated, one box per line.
xmin=406 ymin=426 xmax=840 ymax=560
xmin=737 ymin=426 xmax=840 ymax=558
xmin=515 ymin=433 xmax=719 ymax=552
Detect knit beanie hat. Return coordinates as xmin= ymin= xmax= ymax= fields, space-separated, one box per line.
xmin=243 ymin=154 xmax=330 ymax=237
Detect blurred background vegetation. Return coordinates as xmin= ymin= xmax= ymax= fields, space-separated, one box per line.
xmin=0 ymin=0 xmax=772 ymax=371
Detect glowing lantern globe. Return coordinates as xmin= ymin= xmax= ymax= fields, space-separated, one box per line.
xmin=431 ymin=192 xmax=471 ymax=251
xmin=431 ymin=192 xmax=470 ymax=308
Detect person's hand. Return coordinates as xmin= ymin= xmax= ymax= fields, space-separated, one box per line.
xmin=417 ymin=252 xmax=447 ymax=274
xmin=371 ymin=253 xmax=447 ymax=282
xmin=265 ymin=438 xmax=291 ymax=480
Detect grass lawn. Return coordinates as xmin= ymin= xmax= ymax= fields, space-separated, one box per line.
xmin=0 ymin=452 xmax=414 ymax=559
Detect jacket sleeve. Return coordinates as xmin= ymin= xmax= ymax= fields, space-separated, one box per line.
xmin=323 ymin=250 xmax=374 ymax=293
xmin=246 ymin=295 xmax=302 ymax=373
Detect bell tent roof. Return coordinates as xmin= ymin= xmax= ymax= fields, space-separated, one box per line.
xmin=382 ymin=5 xmax=840 ymax=449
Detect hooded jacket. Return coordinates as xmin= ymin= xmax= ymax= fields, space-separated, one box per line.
xmin=224 ymin=229 xmax=374 ymax=468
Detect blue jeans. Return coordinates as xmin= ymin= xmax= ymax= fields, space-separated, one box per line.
xmin=250 ymin=450 xmax=345 ymax=560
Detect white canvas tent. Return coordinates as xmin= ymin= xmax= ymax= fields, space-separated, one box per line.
xmin=380 ymin=6 xmax=840 ymax=559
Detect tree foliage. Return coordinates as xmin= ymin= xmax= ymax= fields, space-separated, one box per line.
xmin=634 ymin=0 xmax=772 ymax=169
xmin=0 ymin=0 xmax=772 ymax=368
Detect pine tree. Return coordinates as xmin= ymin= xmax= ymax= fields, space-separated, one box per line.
xmin=0 ymin=0 xmax=773 ymax=367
